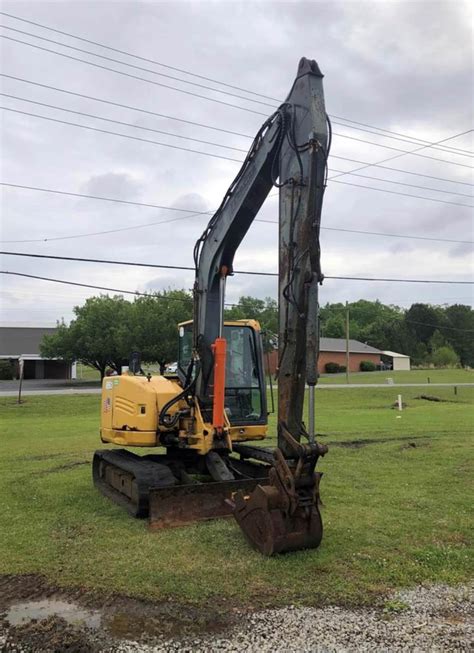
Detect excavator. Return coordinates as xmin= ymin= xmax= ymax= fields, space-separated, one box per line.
xmin=93 ymin=57 xmax=330 ymax=555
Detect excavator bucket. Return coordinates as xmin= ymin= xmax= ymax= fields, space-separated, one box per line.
xmin=231 ymin=449 xmax=324 ymax=556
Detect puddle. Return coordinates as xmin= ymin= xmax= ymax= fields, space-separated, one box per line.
xmin=6 ymin=599 xmax=101 ymax=629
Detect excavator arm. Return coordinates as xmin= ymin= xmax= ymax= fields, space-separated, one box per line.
xmin=191 ymin=57 xmax=331 ymax=554
xmin=193 ymin=57 xmax=329 ymax=454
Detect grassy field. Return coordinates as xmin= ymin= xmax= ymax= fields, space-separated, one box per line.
xmin=0 ymin=387 xmax=472 ymax=609
xmin=319 ymin=368 xmax=474 ymax=385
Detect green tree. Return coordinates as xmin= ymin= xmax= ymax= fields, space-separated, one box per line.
xmin=40 ymin=290 xmax=193 ymax=378
xmin=41 ymin=295 xmax=131 ymax=379
xmin=128 ymin=290 xmax=193 ymax=372
xmin=429 ymin=329 xmax=446 ymax=353
xmin=443 ymin=304 xmax=474 ymax=367
xmin=225 ymin=296 xmax=278 ymax=350
xmin=432 ymin=345 xmax=460 ymax=368
xmin=322 ymin=314 xmax=345 ymax=338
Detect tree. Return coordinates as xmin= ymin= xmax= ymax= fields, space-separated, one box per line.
xmin=443 ymin=304 xmax=474 ymax=367
xmin=225 ymin=296 xmax=278 ymax=350
xmin=405 ymin=303 xmax=441 ymax=346
xmin=40 ymin=290 xmax=193 ymax=378
xmin=41 ymin=295 xmax=131 ymax=379
xmin=322 ymin=314 xmax=345 ymax=338
xmin=432 ymin=345 xmax=459 ymax=368
xmin=128 ymin=290 xmax=193 ymax=372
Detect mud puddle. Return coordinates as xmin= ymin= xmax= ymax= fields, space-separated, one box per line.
xmin=0 ymin=573 xmax=237 ymax=651
xmin=6 ymin=598 xmax=101 ymax=628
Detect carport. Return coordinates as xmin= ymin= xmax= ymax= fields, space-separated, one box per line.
xmin=0 ymin=327 xmax=74 ymax=380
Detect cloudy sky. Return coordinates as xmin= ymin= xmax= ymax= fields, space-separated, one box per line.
xmin=1 ymin=0 xmax=473 ymax=326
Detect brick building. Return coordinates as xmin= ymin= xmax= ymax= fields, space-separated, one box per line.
xmin=266 ymin=337 xmax=382 ymax=374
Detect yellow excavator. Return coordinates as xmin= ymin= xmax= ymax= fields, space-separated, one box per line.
xmin=93 ymin=57 xmax=330 ymax=555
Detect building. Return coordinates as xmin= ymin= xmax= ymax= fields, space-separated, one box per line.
xmin=318 ymin=337 xmax=381 ymax=373
xmin=0 ymin=327 xmax=74 ymax=380
xmin=381 ymin=350 xmax=411 ymax=371
xmin=266 ymin=337 xmax=382 ymax=374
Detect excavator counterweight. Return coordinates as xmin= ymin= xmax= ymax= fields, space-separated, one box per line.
xmin=94 ymin=57 xmax=330 ymax=555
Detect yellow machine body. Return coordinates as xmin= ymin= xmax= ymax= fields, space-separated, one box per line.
xmin=100 ymin=319 xmax=268 ymax=455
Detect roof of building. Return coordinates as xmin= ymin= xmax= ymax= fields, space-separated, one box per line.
xmin=382 ymin=350 xmax=410 ymax=359
xmin=320 ymin=337 xmax=381 ymax=354
xmin=0 ymin=327 xmax=57 ymax=356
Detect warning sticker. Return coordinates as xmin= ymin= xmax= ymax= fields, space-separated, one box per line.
xmin=103 ymin=397 xmax=111 ymax=413
xmin=105 ymin=381 xmax=113 ymax=390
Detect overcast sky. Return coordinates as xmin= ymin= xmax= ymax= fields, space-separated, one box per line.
xmin=1 ymin=0 xmax=473 ymax=326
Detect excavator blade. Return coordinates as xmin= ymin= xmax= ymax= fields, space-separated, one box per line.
xmin=149 ymin=477 xmax=266 ymax=530
xmin=232 ymin=483 xmax=323 ymax=556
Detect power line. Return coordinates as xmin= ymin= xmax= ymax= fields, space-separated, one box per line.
xmin=3 ymin=93 xmax=472 ymax=199
xmin=2 ymin=32 xmax=473 ymax=170
xmin=330 ymin=121 xmax=473 ymax=159
xmin=0 ymin=34 xmax=266 ymax=117
xmin=0 ymin=92 xmax=248 ymax=153
xmin=327 ymin=156 xmax=473 ymax=187
xmin=3 ymin=75 xmax=473 ymax=179
xmin=0 ymin=210 xmax=211 ymax=244
xmin=405 ymin=319 xmax=474 ymax=333
xmin=0 ymin=270 xmax=194 ymax=301
xmin=0 ymin=73 xmax=254 ymax=139
xmin=0 ymin=10 xmax=283 ymax=103
xmin=1 ymin=105 xmax=242 ymax=163
xmin=330 ymin=130 xmax=474 ymax=169
xmin=3 ymin=107 xmax=473 ymax=209
xmin=0 ymin=24 xmax=276 ymax=109
xmin=329 ymin=114 xmax=473 ymax=156
xmin=1 ymin=11 xmax=472 ymax=157
xmin=2 ymin=253 xmax=473 ymax=284
xmin=330 ymin=129 xmax=474 ymax=182
xmin=1 ymin=183 xmax=472 ymax=244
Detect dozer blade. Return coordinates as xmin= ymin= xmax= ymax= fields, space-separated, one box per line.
xmin=232 ymin=483 xmax=322 ymax=556
xmin=149 ymin=477 xmax=266 ymax=530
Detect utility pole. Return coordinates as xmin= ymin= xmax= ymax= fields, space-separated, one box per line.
xmin=345 ymin=301 xmax=350 ymax=384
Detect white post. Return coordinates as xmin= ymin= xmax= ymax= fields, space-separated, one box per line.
xmin=397 ymin=394 xmax=403 ymax=411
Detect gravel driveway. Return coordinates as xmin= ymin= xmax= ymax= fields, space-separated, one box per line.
xmin=1 ymin=583 xmax=471 ymax=652
xmin=115 ymin=584 xmax=472 ymax=652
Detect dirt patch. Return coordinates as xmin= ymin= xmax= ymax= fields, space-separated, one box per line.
xmin=16 ymin=453 xmax=67 ymax=462
xmin=415 ymin=394 xmax=450 ymax=402
xmin=399 ymin=441 xmax=431 ymax=451
xmin=328 ymin=435 xmax=430 ymax=449
xmin=1 ymin=615 xmax=100 ymax=653
xmin=35 ymin=461 xmax=90 ymax=477
xmin=0 ymin=573 xmax=237 ymax=650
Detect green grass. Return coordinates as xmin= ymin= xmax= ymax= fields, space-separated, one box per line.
xmin=319 ymin=368 xmax=474 ymax=385
xmin=0 ymin=387 xmax=473 ymax=608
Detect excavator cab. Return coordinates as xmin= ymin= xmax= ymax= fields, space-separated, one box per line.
xmin=177 ymin=320 xmax=267 ymax=428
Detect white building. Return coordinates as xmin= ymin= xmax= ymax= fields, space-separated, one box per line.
xmin=382 ymin=350 xmax=411 ymax=371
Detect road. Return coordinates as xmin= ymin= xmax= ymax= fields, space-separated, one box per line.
xmin=0 ymin=380 xmax=472 ymax=397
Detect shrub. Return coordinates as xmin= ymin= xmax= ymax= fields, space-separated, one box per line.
xmin=325 ymin=362 xmax=345 ymax=374
xmin=0 ymin=359 xmax=14 ymax=380
xmin=432 ymin=346 xmax=459 ymax=368
xmin=360 ymin=360 xmax=377 ymax=372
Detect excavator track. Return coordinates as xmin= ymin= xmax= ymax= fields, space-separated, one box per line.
xmin=93 ymin=448 xmax=271 ymax=525
xmin=92 ymin=449 xmax=176 ymax=518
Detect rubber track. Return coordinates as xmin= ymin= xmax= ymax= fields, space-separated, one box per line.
xmin=233 ymin=443 xmax=276 ymax=464
xmin=92 ymin=449 xmax=176 ymax=518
